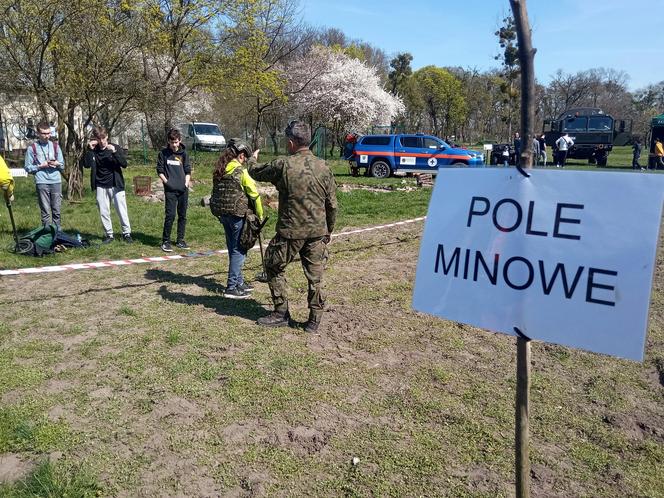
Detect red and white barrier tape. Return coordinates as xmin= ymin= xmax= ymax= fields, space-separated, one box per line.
xmin=0 ymin=217 xmax=425 ymax=277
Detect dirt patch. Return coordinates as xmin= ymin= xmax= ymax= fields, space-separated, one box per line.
xmin=43 ymin=378 xmax=78 ymax=394
xmin=150 ymin=396 xmax=203 ymax=424
xmin=88 ymin=386 xmax=113 ymax=400
xmin=338 ymin=183 xmax=418 ymax=193
xmin=603 ymin=412 xmax=664 ymax=442
xmin=286 ymin=426 xmax=329 ymax=455
xmin=0 ymin=453 xmax=34 ymax=484
xmin=224 ymin=471 xmax=271 ymax=497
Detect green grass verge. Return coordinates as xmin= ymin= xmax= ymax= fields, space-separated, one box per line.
xmin=0 ymin=460 xmax=100 ymax=498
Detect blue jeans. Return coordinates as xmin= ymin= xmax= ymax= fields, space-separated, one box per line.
xmin=221 ymin=214 xmax=246 ymax=290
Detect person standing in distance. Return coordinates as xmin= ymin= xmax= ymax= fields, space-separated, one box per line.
xmin=513 ymin=132 xmax=522 ymax=164
xmin=555 ymin=132 xmax=574 ymax=168
xmin=654 ymin=138 xmax=664 ymax=170
xmin=158 ymin=128 xmax=191 ymax=252
xmin=210 ymin=139 xmax=264 ymax=299
xmin=632 ymin=138 xmax=643 ymax=170
xmin=24 ymin=121 xmax=65 ymax=231
xmin=83 ymin=128 xmax=133 ymax=243
xmin=249 ymin=121 xmax=338 ymax=332
xmin=532 ymin=135 xmax=540 ymax=166
xmin=538 ymin=134 xmax=547 ymax=166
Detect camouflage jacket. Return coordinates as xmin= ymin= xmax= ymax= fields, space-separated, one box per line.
xmin=248 ymin=149 xmax=337 ymax=239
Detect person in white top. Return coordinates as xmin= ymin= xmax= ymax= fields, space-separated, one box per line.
xmin=555 ymin=133 xmax=574 ymax=167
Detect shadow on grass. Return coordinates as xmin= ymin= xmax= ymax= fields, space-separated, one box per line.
xmin=128 ymin=230 xmax=161 ymax=246
xmin=157 ymin=285 xmax=268 ymax=321
xmin=0 ymin=279 xmax=160 ymax=304
xmin=145 ymin=268 xmax=225 ymax=293
xmin=147 ymin=268 xmax=269 ymax=321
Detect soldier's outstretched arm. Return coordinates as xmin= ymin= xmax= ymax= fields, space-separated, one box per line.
xmin=248 ymin=158 xmax=285 ymax=184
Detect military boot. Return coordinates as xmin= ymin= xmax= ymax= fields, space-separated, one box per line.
xmin=257 ymin=310 xmax=290 ymax=328
xmin=304 ymin=311 xmax=322 ymax=333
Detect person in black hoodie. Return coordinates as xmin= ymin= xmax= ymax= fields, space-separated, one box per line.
xmin=84 ymin=127 xmax=132 ymax=244
xmin=157 ymin=128 xmax=191 ymax=252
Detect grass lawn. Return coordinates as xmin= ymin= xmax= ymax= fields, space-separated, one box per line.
xmin=0 ymin=145 xmax=662 ymax=496
xmin=0 ymin=149 xmax=431 ymax=270
xmin=1 ymin=145 xmax=657 ymax=270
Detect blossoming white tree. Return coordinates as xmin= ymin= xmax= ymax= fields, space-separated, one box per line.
xmin=288 ymin=46 xmax=404 ymax=138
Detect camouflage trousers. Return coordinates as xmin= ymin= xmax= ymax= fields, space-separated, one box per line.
xmin=264 ymin=234 xmax=329 ymax=315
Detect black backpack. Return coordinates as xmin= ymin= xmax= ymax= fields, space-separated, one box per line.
xmin=17 ymin=224 xmax=89 ymax=256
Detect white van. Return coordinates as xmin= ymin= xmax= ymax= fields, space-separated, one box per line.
xmin=176 ymin=122 xmax=226 ymax=151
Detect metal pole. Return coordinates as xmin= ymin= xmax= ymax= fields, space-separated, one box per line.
xmin=515 ymin=336 xmax=531 ymax=498
xmin=141 ymin=119 xmax=147 ymax=165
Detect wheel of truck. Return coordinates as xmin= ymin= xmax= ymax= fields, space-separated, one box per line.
xmin=370 ymin=161 xmax=391 ymax=178
xmin=597 ymin=156 xmax=608 ymax=167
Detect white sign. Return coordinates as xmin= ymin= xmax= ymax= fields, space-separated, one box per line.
xmin=359 ymin=154 xmax=368 ymax=164
xmin=9 ymin=168 xmax=27 ymax=178
xmin=400 ymin=156 xmax=416 ymax=165
xmin=428 ymin=157 xmax=438 ymax=167
xmin=413 ymin=169 xmax=664 ymax=361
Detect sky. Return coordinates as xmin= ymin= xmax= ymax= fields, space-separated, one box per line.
xmin=301 ymin=0 xmax=662 ymax=91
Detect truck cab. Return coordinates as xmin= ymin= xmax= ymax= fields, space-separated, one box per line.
xmin=346 ymin=133 xmax=484 ymax=178
xmin=543 ymin=108 xmax=631 ymax=166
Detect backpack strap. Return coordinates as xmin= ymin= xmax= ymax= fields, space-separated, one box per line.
xmin=31 ymin=142 xmax=38 ymax=165
xmin=53 ymin=141 xmax=59 ymax=159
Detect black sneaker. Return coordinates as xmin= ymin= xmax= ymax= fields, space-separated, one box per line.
xmin=175 ymin=240 xmax=190 ymax=249
xmin=223 ymin=288 xmax=250 ymax=299
xmin=123 ymin=234 xmax=133 ymax=244
xmin=102 ymin=236 xmax=114 ymax=244
xmin=239 ymin=282 xmax=254 ymax=292
xmin=257 ymin=311 xmax=290 ymax=328
xmin=161 ymin=241 xmax=173 ymax=252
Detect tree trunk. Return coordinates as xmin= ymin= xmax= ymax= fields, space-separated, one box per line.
xmin=253 ymin=98 xmax=262 ymax=151
xmin=144 ymin=113 xmax=161 ymax=150
xmin=511 ymin=0 xmax=536 ymax=168
xmin=65 ymin=107 xmax=85 ymax=201
xmin=269 ymin=130 xmax=278 ymax=155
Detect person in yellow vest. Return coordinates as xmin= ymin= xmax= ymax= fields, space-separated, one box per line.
xmin=0 ymin=154 xmax=14 ymax=203
xmin=655 ymin=138 xmax=664 ymax=170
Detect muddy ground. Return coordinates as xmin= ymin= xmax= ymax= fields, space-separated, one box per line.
xmin=0 ymin=220 xmax=662 ymax=497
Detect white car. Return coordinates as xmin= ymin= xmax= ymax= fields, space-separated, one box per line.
xmin=177 ymin=122 xmax=226 ymax=151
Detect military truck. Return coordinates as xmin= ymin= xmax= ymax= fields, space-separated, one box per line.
xmin=542 ymin=108 xmax=632 ymax=166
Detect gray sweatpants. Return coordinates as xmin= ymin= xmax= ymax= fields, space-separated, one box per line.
xmin=36 ymin=183 xmax=62 ymax=229
xmin=96 ymin=187 xmax=131 ymax=237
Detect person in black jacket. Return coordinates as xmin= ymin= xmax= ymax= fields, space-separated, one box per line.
xmin=632 ymin=138 xmax=643 ymax=170
xmin=513 ymin=132 xmax=522 ymax=164
xmin=157 ymin=128 xmax=191 ymax=252
xmin=83 ymin=127 xmax=132 ymax=243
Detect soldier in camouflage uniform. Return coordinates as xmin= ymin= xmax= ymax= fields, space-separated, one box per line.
xmin=249 ymin=121 xmax=337 ymax=332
